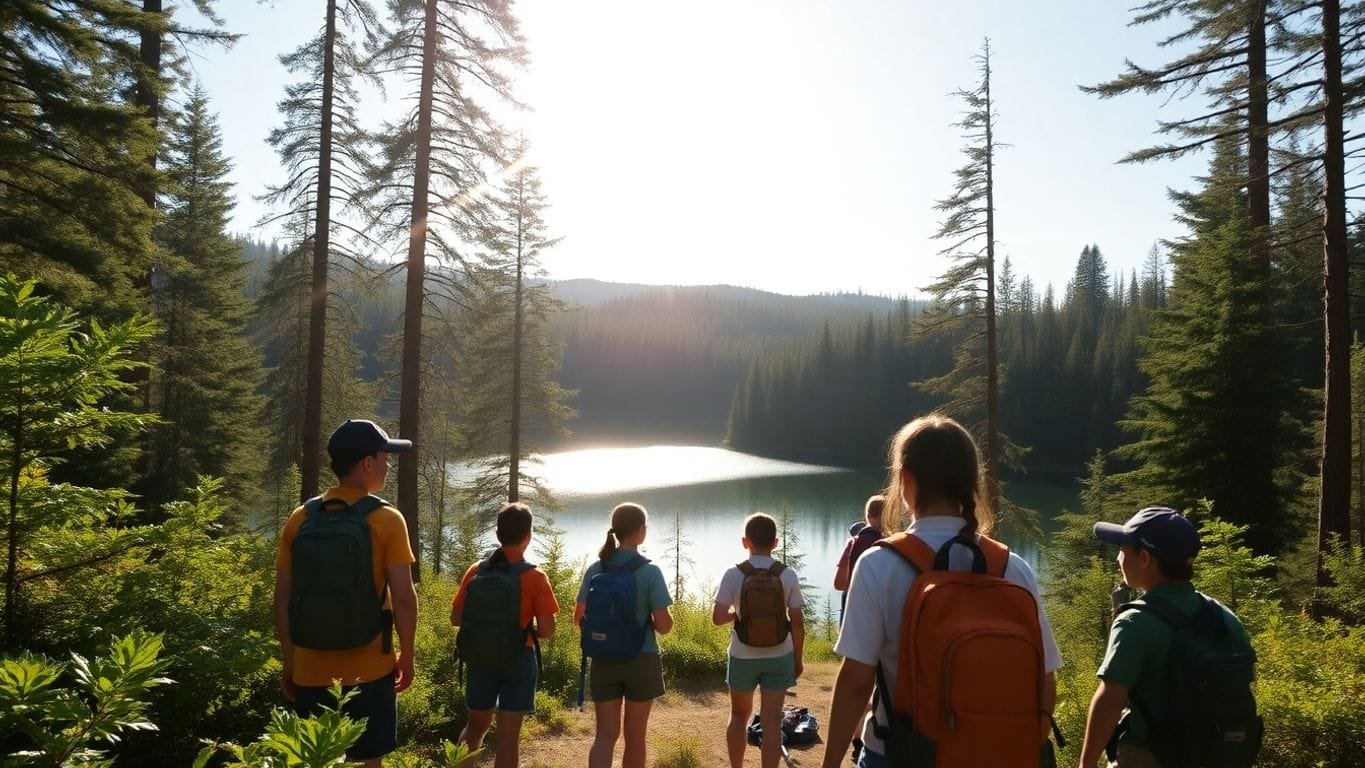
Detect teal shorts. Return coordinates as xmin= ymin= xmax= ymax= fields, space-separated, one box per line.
xmin=726 ymin=652 xmax=795 ymax=692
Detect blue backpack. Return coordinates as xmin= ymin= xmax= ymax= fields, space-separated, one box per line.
xmin=577 ymin=554 xmax=650 ymax=707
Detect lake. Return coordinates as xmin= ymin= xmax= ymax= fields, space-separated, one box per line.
xmin=518 ymin=445 xmax=1078 ymax=611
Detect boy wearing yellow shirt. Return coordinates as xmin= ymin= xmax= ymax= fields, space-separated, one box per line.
xmin=274 ymin=420 xmax=419 ymax=767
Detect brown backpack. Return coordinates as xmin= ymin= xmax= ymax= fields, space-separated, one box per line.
xmin=872 ymin=532 xmax=1050 ymax=767
xmin=735 ymin=560 xmax=790 ymax=647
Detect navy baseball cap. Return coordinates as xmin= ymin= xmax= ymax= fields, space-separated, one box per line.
xmin=327 ymin=419 xmax=412 ymax=465
xmin=1093 ymin=506 xmax=1201 ymax=564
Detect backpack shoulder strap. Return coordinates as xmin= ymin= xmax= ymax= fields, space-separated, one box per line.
xmin=351 ymin=494 xmax=387 ymax=516
xmin=302 ymin=496 xmax=327 ymax=520
xmin=874 ymin=531 xmax=935 ymax=573
xmin=737 ymin=561 xmax=757 ymax=576
xmin=510 ymin=561 xmax=535 ymax=575
xmin=976 ymin=534 xmax=1011 ymax=578
xmin=1116 ymin=595 xmax=1191 ymax=630
xmin=768 ymin=561 xmax=786 ymax=577
xmin=625 ymin=554 xmax=649 ymax=572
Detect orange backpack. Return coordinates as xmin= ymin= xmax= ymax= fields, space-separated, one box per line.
xmin=871 ymin=532 xmax=1052 ymax=767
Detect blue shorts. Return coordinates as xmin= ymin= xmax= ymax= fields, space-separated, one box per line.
xmin=858 ymin=748 xmax=889 ymax=768
xmin=465 ymin=646 xmax=538 ymax=713
xmin=294 ymin=671 xmax=396 ymax=760
xmin=726 ymin=652 xmax=796 ymax=692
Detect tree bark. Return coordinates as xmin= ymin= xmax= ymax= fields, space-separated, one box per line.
xmin=301 ymin=0 xmax=339 ymax=501
xmin=983 ymin=45 xmax=1001 ymax=517
xmin=509 ymin=169 xmax=525 ymax=503
xmin=1246 ymin=1 xmax=1271 ymax=270
xmin=395 ymin=0 xmax=438 ymax=574
xmin=1318 ymin=0 xmax=1353 ymax=603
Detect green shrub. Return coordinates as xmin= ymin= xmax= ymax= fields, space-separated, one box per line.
xmin=650 ymin=733 xmax=705 ymax=768
xmin=399 ymin=574 xmax=464 ymax=748
xmin=532 ymin=689 xmax=575 ymax=736
xmin=1322 ymin=538 xmax=1365 ymax=624
xmin=0 ymin=631 xmax=170 ymax=767
xmin=659 ymin=593 xmax=727 ymax=682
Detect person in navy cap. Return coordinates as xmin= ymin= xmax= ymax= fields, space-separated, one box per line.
xmin=1076 ymin=507 xmax=1254 ymax=768
xmin=274 ymin=419 xmax=417 ymax=767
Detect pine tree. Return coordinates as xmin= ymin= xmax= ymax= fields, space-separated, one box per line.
xmin=252 ymin=228 xmax=376 ymax=510
xmin=0 ymin=0 xmax=160 ymax=319
xmin=142 ymin=87 xmax=266 ymax=512
xmin=1317 ymin=0 xmax=1354 ymax=592
xmin=259 ymin=0 xmax=380 ymax=500
xmin=1084 ymin=0 xmax=1282 ymax=269
xmin=1115 ymin=139 xmax=1306 ymax=554
xmin=363 ymin=0 xmax=526 ymax=570
xmin=915 ymin=40 xmax=1010 ymax=516
xmin=446 ymin=149 xmax=572 ymax=512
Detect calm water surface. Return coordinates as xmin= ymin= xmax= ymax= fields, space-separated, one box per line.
xmin=522 ymin=446 xmax=1077 ymax=610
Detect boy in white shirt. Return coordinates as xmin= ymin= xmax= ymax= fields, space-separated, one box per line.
xmin=712 ymin=513 xmax=806 ymax=768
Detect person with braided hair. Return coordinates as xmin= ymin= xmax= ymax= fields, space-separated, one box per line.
xmin=819 ymin=413 xmax=1063 ymax=768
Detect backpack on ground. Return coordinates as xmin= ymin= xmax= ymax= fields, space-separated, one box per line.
xmin=1112 ymin=594 xmax=1262 ymax=768
xmin=456 ymin=554 xmax=537 ymax=671
xmin=289 ymin=495 xmax=389 ymax=651
xmin=735 ymin=560 xmax=790 ymax=648
xmin=577 ymin=554 xmax=651 ymax=707
xmin=746 ymin=705 xmax=820 ymax=746
xmin=872 ymin=532 xmax=1058 ymax=768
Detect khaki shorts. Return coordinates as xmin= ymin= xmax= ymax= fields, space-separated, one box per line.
xmin=589 ymin=652 xmax=664 ymax=702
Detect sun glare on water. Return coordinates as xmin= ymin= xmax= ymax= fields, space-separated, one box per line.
xmin=533 ymin=445 xmax=849 ymax=497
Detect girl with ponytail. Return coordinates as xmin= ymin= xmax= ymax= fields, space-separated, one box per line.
xmin=819 ymin=414 xmax=1063 ymax=768
xmin=574 ymin=503 xmax=674 ymax=768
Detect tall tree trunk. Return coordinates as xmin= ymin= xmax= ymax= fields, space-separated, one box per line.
xmin=509 ymin=171 xmax=524 ymax=503
xmin=133 ymin=0 xmax=162 ymax=473
xmin=1358 ymin=413 xmax=1364 ymax=548
xmin=1318 ymin=0 xmax=1353 ymax=602
xmin=983 ymin=47 xmax=1001 ymax=516
xmin=301 ymin=0 xmax=340 ymax=502
xmin=395 ymin=0 xmax=438 ymax=574
xmin=1247 ymin=1 xmax=1271 ymax=269
xmin=3 ymin=409 xmax=22 ymax=650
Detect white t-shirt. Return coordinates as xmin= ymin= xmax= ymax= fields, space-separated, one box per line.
xmin=713 ymin=555 xmax=805 ymax=659
xmin=832 ymin=515 xmax=1063 ymax=756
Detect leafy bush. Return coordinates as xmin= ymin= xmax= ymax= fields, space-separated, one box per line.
xmin=1322 ymin=538 xmax=1365 ymax=624
xmin=1 ymin=631 xmax=170 ymax=767
xmin=649 ymin=733 xmax=705 ymax=768
xmin=658 ymin=592 xmax=727 ymax=682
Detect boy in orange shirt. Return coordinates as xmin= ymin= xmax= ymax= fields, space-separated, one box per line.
xmin=274 ymin=419 xmax=419 ymax=768
xmin=451 ymin=502 xmax=559 ymax=768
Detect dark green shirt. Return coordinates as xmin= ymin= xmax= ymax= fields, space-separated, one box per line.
xmin=1096 ymin=581 xmax=1250 ymax=744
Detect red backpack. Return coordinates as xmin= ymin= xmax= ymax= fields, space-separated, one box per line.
xmin=871 ymin=532 xmax=1053 ymax=767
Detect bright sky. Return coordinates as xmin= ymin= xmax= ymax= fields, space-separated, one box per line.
xmin=191 ymin=0 xmax=1206 ymax=297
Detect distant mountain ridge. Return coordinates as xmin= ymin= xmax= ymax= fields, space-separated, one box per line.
xmin=547 ymin=280 xmax=925 ymax=447
xmin=540 ymin=276 xmax=906 ymax=313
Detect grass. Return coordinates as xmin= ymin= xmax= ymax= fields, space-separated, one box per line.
xmin=649 ymin=734 xmax=706 ymax=768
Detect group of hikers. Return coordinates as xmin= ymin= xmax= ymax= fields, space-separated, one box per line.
xmin=274 ymin=415 xmax=1263 ymax=768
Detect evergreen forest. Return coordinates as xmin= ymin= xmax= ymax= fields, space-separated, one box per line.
xmin=2 ymin=1 xmax=1365 ymax=767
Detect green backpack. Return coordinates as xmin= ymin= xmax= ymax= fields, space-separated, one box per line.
xmin=1114 ymin=593 xmax=1263 ymax=768
xmin=289 ymin=495 xmax=388 ymax=651
xmin=456 ymin=554 xmax=536 ymax=670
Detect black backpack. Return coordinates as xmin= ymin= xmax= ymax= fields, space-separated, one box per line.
xmin=456 ymin=556 xmax=536 ymax=670
xmin=289 ymin=495 xmax=389 ymax=651
xmin=1114 ymin=593 xmax=1263 ymax=768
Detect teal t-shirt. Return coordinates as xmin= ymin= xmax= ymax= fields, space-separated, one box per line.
xmin=576 ymin=548 xmax=673 ymax=654
xmin=1096 ymin=581 xmax=1250 ymax=744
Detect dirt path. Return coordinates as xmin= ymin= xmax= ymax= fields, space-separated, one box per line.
xmin=471 ymin=660 xmax=843 ymax=768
